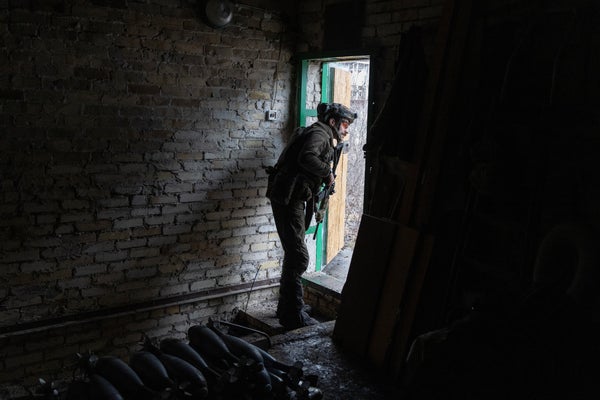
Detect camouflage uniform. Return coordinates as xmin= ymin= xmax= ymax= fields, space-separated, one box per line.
xmin=267 ymin=121 xmax=336 ymax=329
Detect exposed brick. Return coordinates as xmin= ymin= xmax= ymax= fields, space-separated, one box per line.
xmin=4 ymin=352 xmax=43 ymax=369
xmin=131 ymin=195 xmax=148 ymax=206
xmin=34 ymin=338 xmax=72 ymax=361
xmin=74 ymin=263 xmax=108 ymax=276
xmin=3 ymin=250 xmax=39 ymax=263
xmin=76 ymin=220 xmax=112 ymax=232
xmin=129 ymin=247 xmax=160 ymax=258
xmin=145 ymin=214 xmax=175 ymax=225
xmin=125 ymin=266 xmax=158 ymax=279
xmin=116 ymin=238 xmax=147 ymax=249
xmin=131 ymin=227 xmax=162 ymax=237
xmin=131 ymin=207 xmax=161 ymax=217
xmin=58 ymin=276 xmax=91 ymax=290
xmin=179 ymin=192 xmax=206 ymax=203
xmin=95 ymin=250 xmax=129 ymax=262
xmin=128 ymin=84 xmax=160 ymax=95
xmin=20 ymin=260 xmax=56 ymax=273
xmin=249 ymin=242 xmax=271 ymax=252
xmin=221 ymin=218 xmax=246 ymax=229
xmin=113 ymin=218 xmax=144 ymax=230
xmin=159 ymin=283 xmax=189 ymax=297
xmin=125 ymin=318 xmax=159 ymax=333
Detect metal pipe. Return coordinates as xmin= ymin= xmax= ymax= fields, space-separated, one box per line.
xmin=0 ymin=278 xmax=280 ymax=339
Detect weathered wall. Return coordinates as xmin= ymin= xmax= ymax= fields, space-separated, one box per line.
xmin=1 ymin=0 xmax=297 ymax=329
xmin=0 ymin=0 xmax=444 ymax=396
xmin=0 ymin=0 xmax=295 ymax=395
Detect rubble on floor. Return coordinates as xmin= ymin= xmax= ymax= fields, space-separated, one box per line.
xmin=234 ymin=298 xmax=399 ymax=400
xmin=265 ymin=321 xmax=399 ymax=400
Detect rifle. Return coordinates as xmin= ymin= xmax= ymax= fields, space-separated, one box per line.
xmin=312 ymin=141 xmax=345 ymax=240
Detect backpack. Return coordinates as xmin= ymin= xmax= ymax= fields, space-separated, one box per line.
xmin=265 ymin=126 xmax=310 ymax=204
xmin=274 ymin=126 xmax=308 ymax=168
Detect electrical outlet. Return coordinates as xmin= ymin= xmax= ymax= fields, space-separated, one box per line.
xmin=265 ymin=110 xmax=278 ymax=121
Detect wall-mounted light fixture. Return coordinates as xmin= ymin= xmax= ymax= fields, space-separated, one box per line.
xmin=202 ymin=0 xmax=234 ymax=28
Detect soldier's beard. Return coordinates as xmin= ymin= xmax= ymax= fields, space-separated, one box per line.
xmin=333 ymin=123 xmax=344 ymax=141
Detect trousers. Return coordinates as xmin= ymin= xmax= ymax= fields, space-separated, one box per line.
xmin=271 ymin=199 xmax=309 ymax=324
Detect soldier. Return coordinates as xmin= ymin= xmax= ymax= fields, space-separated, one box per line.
xmin=266 ymin=102 xmax=357 ymax=330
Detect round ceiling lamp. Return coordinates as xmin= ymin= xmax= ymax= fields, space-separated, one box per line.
xmin=203 ymin=0 xmax=234 ymax=28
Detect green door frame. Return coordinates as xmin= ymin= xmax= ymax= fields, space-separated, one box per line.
xmin=298 ymin=58 xmax=332 ymax=271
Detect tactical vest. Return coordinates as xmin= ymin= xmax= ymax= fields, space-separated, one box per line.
xmin=266 ymin=123 xmax=334 ymax=205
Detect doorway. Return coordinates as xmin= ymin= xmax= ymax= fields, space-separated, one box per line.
xmin=297 ymin=55 xmax=371 ymax=286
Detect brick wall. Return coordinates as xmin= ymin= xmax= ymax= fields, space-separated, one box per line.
xmin=0 ymin=0 xmax=443 ymax=396
xmin=0 ymin=0 xmax=294 ymax=394
xmin=1 ymin=0 xmax=294 ymax=324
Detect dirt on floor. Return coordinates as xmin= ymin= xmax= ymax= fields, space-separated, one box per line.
xmin=265 ymin=321 xmax=400 ymax=400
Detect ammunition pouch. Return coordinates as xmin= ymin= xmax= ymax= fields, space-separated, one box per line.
xmin=266 ymin=167 xmax=312 ymax=205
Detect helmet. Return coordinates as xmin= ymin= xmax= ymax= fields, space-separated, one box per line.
xmin=317 ymin=102 xmax=357 ymax=124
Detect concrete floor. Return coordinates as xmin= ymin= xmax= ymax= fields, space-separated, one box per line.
xmin=265 ymin=321 xmax=400 ymax=400
xmin=238 ymin=247 xmax=401 ymax=399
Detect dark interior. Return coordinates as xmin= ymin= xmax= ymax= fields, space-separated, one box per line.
xmin=2 ymin=0 xmax=600 ymax=398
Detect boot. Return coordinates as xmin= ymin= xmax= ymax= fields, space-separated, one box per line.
xmin=277 ymin=267 xmax=311 ymax=319
xmin=279 ymin=310 xmax=318 ymax=330
xmin=276 ymin=303 xmax=312 ymax=319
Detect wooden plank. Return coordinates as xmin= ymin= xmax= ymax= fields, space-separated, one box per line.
xmin=334 ymin=0 xmax=473 ymax=381
xmin=326 ymin=151 xmax=347 ymax=264
xmin=327 ymin=67 xmax=353 ymax=263
xmin=413 ymin=0 xmax=474 ymax=228
xmin=366 ymin=225 xmax=420 ymax=368
xmin=332 ymin=67 xmax=352 ymax=106
xmin=332 ymin=214 xmax=398 ymax=357
xmin=375 ymin=0 xmax=472 ymax=379
xmin=388 ymin=233 xmax=435 ymax=379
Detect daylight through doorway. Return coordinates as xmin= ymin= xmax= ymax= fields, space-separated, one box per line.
xmin=301 ymin=56 xmax=370 ymax=284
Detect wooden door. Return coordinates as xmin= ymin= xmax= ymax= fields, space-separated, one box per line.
xmin=326 ymin=68 xmax=352 ymax=264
